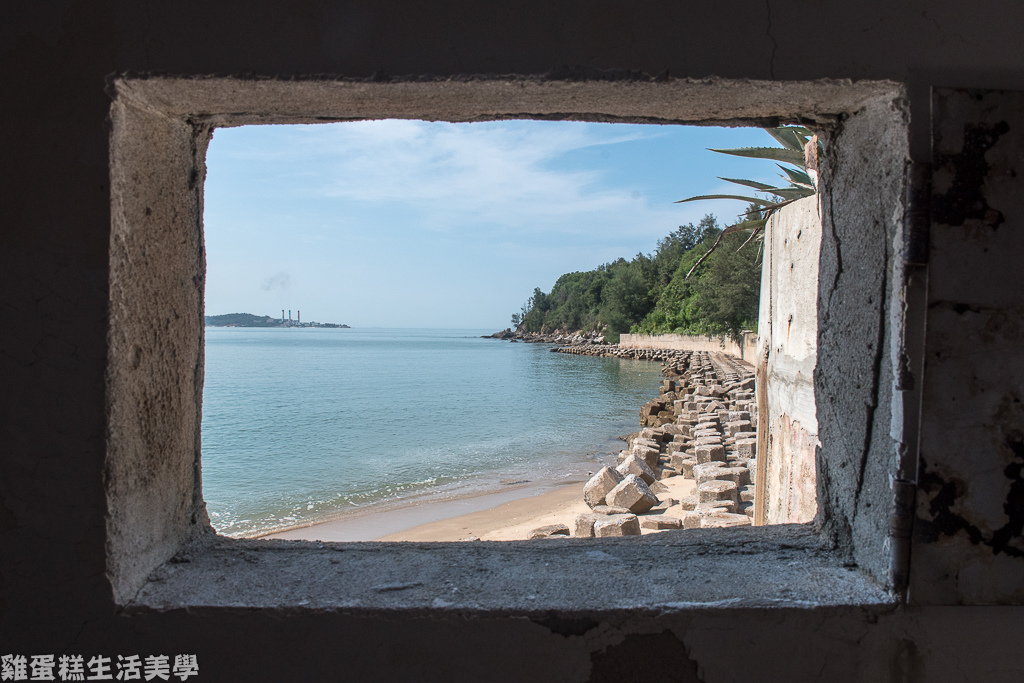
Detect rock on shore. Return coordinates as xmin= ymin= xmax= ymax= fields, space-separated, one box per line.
xmin=559 ymin=346 xmax=759 ymax=537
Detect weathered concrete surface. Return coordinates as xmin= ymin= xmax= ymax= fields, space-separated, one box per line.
xmin=911 ymin=88 xmax=1024 ymax=605
xmin=5 ymin=2 xmax=1024 ymax=680
xmin=815 ymin=95 xmax=911 ymax=584
xmin=106 ymin=97 xmax=214 ymax=605
xmin=758 ymin=196 xmax=821 ymax=524
xmin=133 ymin=527 xmax=884 ymax=611
xmin=620 ymin=332 xmax=758 ymax=363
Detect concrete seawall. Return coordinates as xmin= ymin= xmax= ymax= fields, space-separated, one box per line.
xmin=619 ymin=332 xmax=758 ymax=363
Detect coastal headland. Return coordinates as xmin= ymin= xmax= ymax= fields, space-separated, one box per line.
xmin=268 ymin=337 xmax=757 ymax=542
xmin=205 ymin=312 xmax=350 ymax=328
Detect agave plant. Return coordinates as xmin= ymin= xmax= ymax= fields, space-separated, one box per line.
xmin=678 ymin=126 xmax=821 ymax=279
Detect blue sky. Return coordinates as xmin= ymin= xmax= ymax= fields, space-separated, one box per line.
xmin=203 ymin=120 xmax=781 ymax=329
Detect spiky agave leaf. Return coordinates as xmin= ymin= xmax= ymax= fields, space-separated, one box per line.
xmin=708 ymin=146 xmax=806 ymax=167
xmin=718 ymin=177 xmax=779 ymax=192
xmin=679 ymin=126 xmax=821 ymax=279
xmin=735 ymin=219 xmax=768 ymax=251
xmin=719 ymin=176 xmax=809 ymax=200
xmin=764 ymin=127 xmax=807 ymax=152
xmin=674 ymin=194 xmax=776 ymax=206
xmin=684 ymin=218 xmax=768 ymax=279
xmin=767 ymin=186 xmax=816 ymax=200
xmin=776 ymin=164 xmax=814 ymax=187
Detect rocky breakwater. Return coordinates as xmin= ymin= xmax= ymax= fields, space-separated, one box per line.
xmin=484 ymin=329 xmax=608 ymax=345
xmin=529 ymin=348 xmax=758 ymax=539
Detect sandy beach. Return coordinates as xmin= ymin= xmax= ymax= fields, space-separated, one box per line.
xmin=266 ymin=346 xmax=756 ymax=542
xmin=267 ymin=473 xmax=696 ymax=542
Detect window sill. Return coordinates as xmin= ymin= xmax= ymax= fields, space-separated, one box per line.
xmin=129 ymin=525 xmax=891 ymax=613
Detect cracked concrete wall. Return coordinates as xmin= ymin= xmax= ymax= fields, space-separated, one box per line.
xmin=758 ymin=196 xmax=821 ymax=524
xmin=815 ymin=95 xmax=910 ymax=583
xmin=5 ymin=1 xmax=1024 ymax=680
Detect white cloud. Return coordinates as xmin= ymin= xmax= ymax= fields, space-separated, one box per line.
xmin=253 ymin=120 xmax=679 ymax=239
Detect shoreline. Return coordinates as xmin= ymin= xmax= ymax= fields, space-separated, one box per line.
xmin=261 ymin=476 xmax=583 ymax=542
xmin=265 ymin=479 xmax=584 ymax=542
xmin=246 ymin=433 xmax=629 ymax=540
xmin=263 ymin=344 xmax=757 ymax=541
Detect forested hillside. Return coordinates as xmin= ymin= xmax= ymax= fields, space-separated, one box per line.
xmin=512 ymin=214 xmax=761 ymax=342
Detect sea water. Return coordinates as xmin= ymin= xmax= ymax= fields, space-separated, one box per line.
xmin=201 ymin=327 xmax=664 ymax=536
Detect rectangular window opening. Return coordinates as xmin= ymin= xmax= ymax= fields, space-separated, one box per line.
xmin=106 ymin=77 xmax=906 ymax=609
xmin=199 ymin=119 xmax=818 ymax=543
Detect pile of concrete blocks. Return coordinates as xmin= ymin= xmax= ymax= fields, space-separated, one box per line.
xmin=661 ymin=350 xmax=758 ymax=527
xmin=574 ymin=465 xmax=667 ymax=537
xmin=609 ymin=349 xmax=758 ymax=530
xmin=532 ymin=348 xmax=758 ymax=539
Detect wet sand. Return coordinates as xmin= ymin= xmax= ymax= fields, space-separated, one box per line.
xmin=266 ymin=474 xmax=696 ymax=542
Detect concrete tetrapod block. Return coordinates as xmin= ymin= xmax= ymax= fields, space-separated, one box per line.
xmin=529 ymin=524 xmax=570 ymax=539
xmin=593 ymin=513 xmax=641 ymax=537
xmin=695 ymin=499 xmax=737 ymax=514
xmin=606 ymin=473 xmax=660 ymax=514
xmin=633 ymin=437 xmax=660 ymax=451
xmin=649 ymin=480 xmax=670 ymax=495
xmin=649 ymin=498 xmax=678 ymax=511
xmin=707 ymin=466 xmax=751 ymax=488
xmin=726 ymin=420 xmax=752 ymax=436
xmin=583 ymin=466 xmax=623 ymax=509
xmin=660 ymin=423 xmax=683 ymax=437
xmin=699 ymin=512 xmax=752 ymax=528
xmin=573 ymin=513 xmax=601 ymax=537
xmin=656 ymin=466 xmax=680 ymax=480
xmin=616 ymin=453 xmax=657 ymax=485
xmin=695 ymin=444 xmax=727 ymax=464
xmin=680 ymin=495 xmax=699 ymax=511
xmin=735 ymin=438 xmax=757 ymax=459
xmin=698 ymin=479 xmax=739 ymax=505
xmin=692 ymin=463 xmax=725 ymax=485
xmin=682 ymin=506 xmax=730 ymax=529
xmin=631 ymin=445 xmax=661 ymax=469
xmin=641 ymin=516 xmax=682 ymax=530
xmin=694 ymin=436 xmax=724 ymax=448
xmin=590 ymin=505 xmax=632 ymax=515
xmin=679 ymin=458 xmax=697 ymax=478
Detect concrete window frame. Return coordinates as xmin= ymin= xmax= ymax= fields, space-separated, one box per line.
xmin=107 ymin=76 xmax=908 ymax=611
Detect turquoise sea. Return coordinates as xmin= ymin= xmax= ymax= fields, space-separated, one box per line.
xmin=201 ymin=327 xmax=664 ymax=536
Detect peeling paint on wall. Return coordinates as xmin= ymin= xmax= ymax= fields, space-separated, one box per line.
xmin=912 ymin=88 xmax=1024 ymax=605
xmin=759 ymin=196 xmax=821 ymax=524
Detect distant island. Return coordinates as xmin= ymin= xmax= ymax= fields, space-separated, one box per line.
xmin=205 ymin=313 xmax=350 ymax=328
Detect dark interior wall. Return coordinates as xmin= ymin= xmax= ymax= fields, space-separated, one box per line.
xmin=4 ymin=2 xmax=1024 ymax=680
